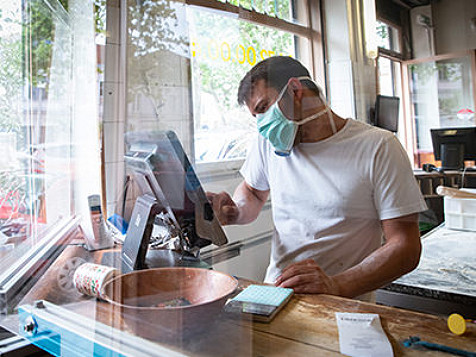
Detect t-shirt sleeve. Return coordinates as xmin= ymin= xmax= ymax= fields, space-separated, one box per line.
xmin=239 ymin=134 xmax=270 ymax=191
xmin=372 ymin=135 xmax=428 ymax=220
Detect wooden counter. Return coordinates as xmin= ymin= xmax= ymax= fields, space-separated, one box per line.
xmin=21 ymin=245 xmax=476 ymax=356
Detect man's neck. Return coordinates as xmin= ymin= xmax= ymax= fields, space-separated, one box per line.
xmin=297 ymin=111 xmax=346 ymax=143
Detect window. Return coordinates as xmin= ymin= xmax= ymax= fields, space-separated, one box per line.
xmin=187 ymin=0 xmax=320 ymax=166
xmin=376 ymin=20 xmax=401 ymax=54
xmin=406 ymin=53 xmax=475 ymax=167
xmin=0 ymin=0 xmax=102 ymax=312
xmin=123 ymin=0 xmax=321 ymax=172
xmin=188 ymin=7 xmax=297 ymax=164
xmin=376 ymin=20 xmax=404 ymax=140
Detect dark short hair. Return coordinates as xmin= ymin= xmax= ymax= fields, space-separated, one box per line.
xmin=237 ymin=56 xmax=320 ymax=106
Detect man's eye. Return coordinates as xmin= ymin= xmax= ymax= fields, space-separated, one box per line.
xmin=257 ymin=104 xmax=268 ymax=113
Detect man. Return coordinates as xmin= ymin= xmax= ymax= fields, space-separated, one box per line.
xmin=207 ymin=56 xmax=427 ymax=300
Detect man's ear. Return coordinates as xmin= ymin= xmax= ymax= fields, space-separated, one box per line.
xmin=280 ymin=77 xmax=303 ymax=121
xmin=286 ymin=77 xmax=304 ymax=101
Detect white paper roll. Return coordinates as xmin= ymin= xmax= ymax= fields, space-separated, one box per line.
xmin=73 ymin=263 xmax=119 ymax=299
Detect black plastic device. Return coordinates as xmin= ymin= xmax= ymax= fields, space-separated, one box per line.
xmin=422 ymin=163 xmax=444 ymax=173
xmin=374 ymin=95 xmax=400 ymax=133
xmin=121 ymin=194 xmax=160 ymax=273
xmin=430 ymin=127 xmax=476 ymax=170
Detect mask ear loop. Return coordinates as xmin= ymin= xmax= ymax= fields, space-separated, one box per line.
xmin=278 ymin=77 xmax=337 ymax=134
xmin=275 ymin=80 xmax=292 ymax=113
xmin=319 ymin=92 xmax=337 ymax=134
xmin=294 ymin=107 xmax=327 ymax=125
xmin=296 ymin=77 xmax=337 ymax=134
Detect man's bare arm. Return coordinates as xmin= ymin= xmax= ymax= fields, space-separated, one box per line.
xmin=333 ymin=213 xmax=421 ymax=297
xmin=276 ymin=213 xmax=421 ymax=297
xmin=207 ymin=181 xmax=269 ymax=225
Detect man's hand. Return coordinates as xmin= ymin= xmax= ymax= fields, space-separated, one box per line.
xmin=206 ymin=191 xmax=240 ymax=225
xmin=275 ymin=259 xmax=340 ymax=295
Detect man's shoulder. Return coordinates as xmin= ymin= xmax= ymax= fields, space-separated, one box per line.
xmin=343 ymin=119 xmax=394 ymax=144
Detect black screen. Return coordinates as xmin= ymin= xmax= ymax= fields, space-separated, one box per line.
xmin=431 ymin=127 xmax=476 ymax=169
xmin=375 ymin=95 xmax=400 ymax=133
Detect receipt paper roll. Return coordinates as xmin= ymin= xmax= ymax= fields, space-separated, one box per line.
xmin=73 ymin=263 xmax=119 ymax=299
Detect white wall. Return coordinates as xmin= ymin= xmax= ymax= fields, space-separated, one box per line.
xmin=103 ymin=0 xmax=125 ymax=217
xmin=411 ymin=0 xmax=476 ymax=58
xmin=324 ymin=0 xmax=355 ymax=119
xmin=433 ymin=0 xmax=476 ymax=55
xmin=323 ymin=0 xmax=376 ymax=123
xmin=410 ymin=5 xmax=434 ymax=58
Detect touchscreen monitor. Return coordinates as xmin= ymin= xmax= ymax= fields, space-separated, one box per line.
xmin=124 ymin=130 xmax=228 ymax=249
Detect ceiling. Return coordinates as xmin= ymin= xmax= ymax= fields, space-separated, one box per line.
xmin=392 ymin=0 xmax=432 ymax=9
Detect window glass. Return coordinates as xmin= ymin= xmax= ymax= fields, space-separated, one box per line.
xmin=377 ymin=56 xmax=403 ymax=139
xmin=0 ymin=0 xmax=73 ymax=253
xmin=188 ymin=7 xmax=297 ymax=163
xmin=224 ymin=0 xmax=303 ymax=24
xmin=378 ymin=57 xmax=395 ymax=95
xmin=376 ymin=20 xmax=400 ymax=53
xmin=125 ymin=0 xmax=191 ymax=151
xmin=0 ymin=0 xmax=102 ymax=312
xmin=409 ymin=56 xmax=474 ymax=166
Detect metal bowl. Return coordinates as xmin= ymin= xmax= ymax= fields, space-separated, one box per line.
xmin=103 ymin=267 xmax=238 ymax=341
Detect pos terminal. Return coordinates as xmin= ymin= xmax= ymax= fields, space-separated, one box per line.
xmin=106 ymin=130 xmax=228 ymax=273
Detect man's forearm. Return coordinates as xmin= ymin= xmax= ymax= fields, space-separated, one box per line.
xmin=332 ymin=221 xmax=421 ymax=298
xmin=232 ymin=182 xmax=269 ymax=225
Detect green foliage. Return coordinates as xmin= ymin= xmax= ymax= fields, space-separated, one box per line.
xmin=127 ymin=0 xmax=187 ymax=57
xmin=125 ymin=0 xmax=189 ymax=115
xmin=438 ymin=95 xmax=460 ymax=116
xmin=27 ymin=0 xmax=54 ymax=88
xmin=0 ymin=0 xmax=69 ymax=216
xmin=410 ymin=62 xmax=462 ymax=86
xmin=190 ymin=7 xmax=293 ymax=118
xmin=377 ymin=23 xmax=388 ymax=40
xmin=94 ymin=0 xmax=106 ymax=35
xmin=409 ymin=62 xmax=437 ymax=85
xmin=0 ymin=9 xmax=23 ymax=134
xmin=228 ymin=0 xmax=292 ymax=20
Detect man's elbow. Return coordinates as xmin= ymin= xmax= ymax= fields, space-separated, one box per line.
xmin=403 ymin=238 xmax=422 ymax=274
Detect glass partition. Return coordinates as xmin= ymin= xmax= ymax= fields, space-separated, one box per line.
xmin=0 ymin=0 xmax=102 ymax=324
xmin=0 ymin=0 xmax=73 ymax=254
xmin=0 ymin=0 xmax=324 ymax=355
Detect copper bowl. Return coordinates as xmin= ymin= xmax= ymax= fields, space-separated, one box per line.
xmin=102 ymin=267 xmax=238 ymax=341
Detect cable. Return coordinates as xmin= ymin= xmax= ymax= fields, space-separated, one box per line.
xmin=461 ymin=165 xmax=476 ymax=188
xmin=461 ymin=166 xmax=468 ymax=188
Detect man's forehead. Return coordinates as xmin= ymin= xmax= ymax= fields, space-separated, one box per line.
xmin=250 ymin=79 xmax=268 ymax=93
xmin=248 ymin=79 xmax=276 ymax=102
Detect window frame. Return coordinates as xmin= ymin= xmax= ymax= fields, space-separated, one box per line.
xmin=375 ymin=17 xmax=416 ymax=161
xmin=0 ymin=217 xmax=80 ymax=314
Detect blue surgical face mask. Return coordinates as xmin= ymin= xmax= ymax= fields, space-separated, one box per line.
xmin=256 ymin=99 xmax=298 ymax=156
xmin=256 ymin=77 xmax=333 ymax=156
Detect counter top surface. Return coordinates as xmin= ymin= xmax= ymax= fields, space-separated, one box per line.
xmin=388 ymin=226 xmax=476 ymax=302
xmin=19 ymin=245 xmax=476 ymax=356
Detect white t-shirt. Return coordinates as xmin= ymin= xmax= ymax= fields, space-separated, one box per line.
xmin=240 ymin=119 xmax=427 ymax=284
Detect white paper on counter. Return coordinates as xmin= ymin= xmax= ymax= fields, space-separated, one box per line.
xmin=335 ymin=312 xmax=394 ymax=357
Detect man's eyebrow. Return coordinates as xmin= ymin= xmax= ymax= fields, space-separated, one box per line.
xmin=253 ymin=98 xmax=266 ymax=112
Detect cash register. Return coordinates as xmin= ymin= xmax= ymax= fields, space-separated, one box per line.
xmin=103 ymin=130 xmax=228 ymax=272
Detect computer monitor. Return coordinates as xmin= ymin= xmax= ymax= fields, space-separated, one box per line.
xmin=124 ymin=130 xmax=228 ymax=251
xmin=374 ymin=95 xmax=400 ymax=133
xmin=430 ymin=127 xmax=476 ymax=170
